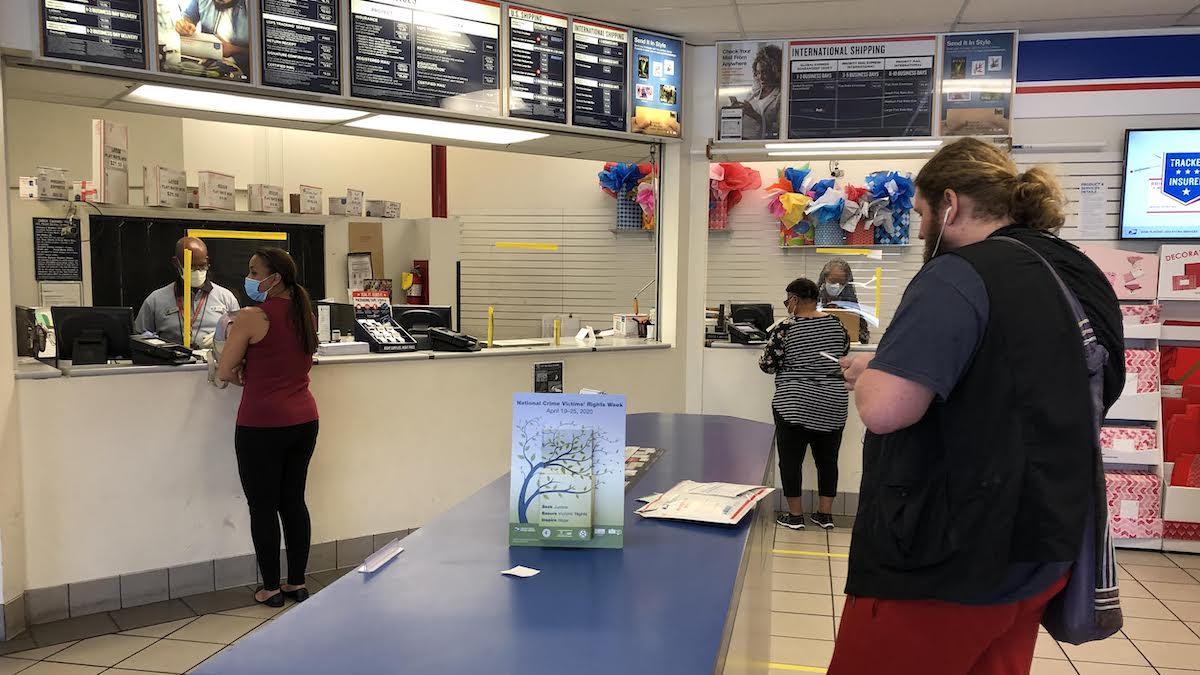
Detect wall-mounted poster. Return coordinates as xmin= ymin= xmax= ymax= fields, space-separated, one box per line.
xmin=717 ymin=40 xmax=783 ymax=141
xmin=571 ymin=19 xmax=628 ymax=132
xmin=156 ymin=0 xmax=252 ymax=81
xmin=507 ymin=5 xmax=568 ymax=124
xmin=631 ymin=31 xmax=682 ymax=138
xmin=42 ymin=0 xmax=147 ymax=69
xmin=261 ymin=0 xmax=341 ymax=94
xmin=350 ymin=0 xmax=500 ymax=116
xmin=940 ymin=31 xmax=1016 ymax=137
xmin=787 ymin=35 xmax=936 ymax=139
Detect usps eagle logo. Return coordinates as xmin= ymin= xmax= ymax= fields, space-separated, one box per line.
xmin=1162 ymin=153 xmax=1200 ymax=206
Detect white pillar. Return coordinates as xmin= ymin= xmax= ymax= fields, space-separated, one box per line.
xmin=0 ymin=60 xmax=31 ymax=641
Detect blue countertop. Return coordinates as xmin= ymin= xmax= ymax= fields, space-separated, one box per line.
xmin=194 ymin=413 xmax=775 ymax=675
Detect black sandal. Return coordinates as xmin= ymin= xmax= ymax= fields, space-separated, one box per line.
xmin=255 ymin=586 xmax=285 ymax=608
xmin=283 ymin=587 xmax=310 ymax=603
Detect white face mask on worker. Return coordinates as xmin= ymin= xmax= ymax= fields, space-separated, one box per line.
xmin=189 ymin=269 xmax=207 ymax=287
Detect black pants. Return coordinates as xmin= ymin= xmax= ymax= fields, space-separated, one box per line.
xmin=235 ymin=420 xmax=319 ymax=590
xmin=774 ymin=411 xmax=842 ymax=501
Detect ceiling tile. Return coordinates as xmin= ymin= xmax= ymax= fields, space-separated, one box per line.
xmin=961 ymin=0 xmax=1196 ymax=23
xmin=1177 ymin=12 xmax=1200 ymax=25
xmin=685 ymin=32 xmax=747 ymax=46
xmin=737 ymin=0 xmax=961 ymax=33
xmin=958 ymin=14 xmax=1181 ymax=34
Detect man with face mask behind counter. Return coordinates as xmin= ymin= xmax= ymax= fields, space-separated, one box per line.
xmin=135 ymin=236 xmax=240 ymax=349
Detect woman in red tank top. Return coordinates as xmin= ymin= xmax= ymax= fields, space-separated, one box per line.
xmin=218 ymin=248 xmax=319 ymax=608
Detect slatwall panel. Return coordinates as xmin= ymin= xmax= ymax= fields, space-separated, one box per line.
xmin=456 ymin=209 xmax=658 ymax=339
xmin=705 ymin=185 xmax=925 ymax=334
xmin=706 ymin=152 xmax=1158 ymax=332
xmin=1015 ymin=151 xmax=1156 ymax=254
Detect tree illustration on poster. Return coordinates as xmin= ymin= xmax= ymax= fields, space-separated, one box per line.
xmin=513 ymin=417 xmax=614 ymax=524
xmin=509 ymin=393 xmax=626 ymax=548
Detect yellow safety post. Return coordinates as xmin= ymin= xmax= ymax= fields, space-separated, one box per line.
xmin=487 ymin=306 xmax=494 ymax=349
xmin=182 ymin=248 xmax=193 ymax=349
xmin=874 ymin=267 xmax=882 ymax=319
xmin=554 ymin=318 xmax=561 ymax=347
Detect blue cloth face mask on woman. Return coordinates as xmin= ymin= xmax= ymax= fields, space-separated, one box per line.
xmin=824 ymin=282 xmax=844 ymax=297
xmin=244 ymin=276 xmax=274 ymax=302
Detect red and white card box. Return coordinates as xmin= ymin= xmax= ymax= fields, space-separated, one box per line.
xmin=1100 ymin=426 xmax=1157 ymax=455
xmin=1121 ymin=304 xmax=1162 ymax=325
xmin=1105 ymin=470 xmax=1164 ymax=539
xmin=1125 ymin=349 xmax=1161 ymax=394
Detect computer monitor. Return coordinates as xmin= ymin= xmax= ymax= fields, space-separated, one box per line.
xmin=51 ymin=306 xmax=134 ymax=365
xmin=730 ymin=303 xmax=774 ymax=333
xmin=392 ymin=305 xmax=453 ymax=333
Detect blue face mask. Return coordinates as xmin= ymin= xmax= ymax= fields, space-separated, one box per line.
xmin=824 ymin=282 xmax=844 ymax=298
xmin=244 ymin=276 xmax=270 ymax=302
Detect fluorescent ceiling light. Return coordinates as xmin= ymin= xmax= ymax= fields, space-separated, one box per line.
xmin=764 ymin=139 xmax=944 ymax=151
xmin=346 ymin=114 xmax=548 ymax=145
xmin=125 ymin=84 xmax=368 ymax=123
xmin=768 ymin=148 xmax=939 ymax=157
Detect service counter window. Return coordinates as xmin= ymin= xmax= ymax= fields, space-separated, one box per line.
xmin=451 ymin=148 xmax=662 ymax=344
xmin=704 ymin=159 xmax=927 ymax=344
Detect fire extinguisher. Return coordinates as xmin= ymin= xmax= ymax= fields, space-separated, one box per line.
xmin=407 ymin=265 xmax=423 ymax=304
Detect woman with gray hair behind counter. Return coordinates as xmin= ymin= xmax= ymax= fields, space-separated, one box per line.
xmin=817 ymin=260 xmax=870 ymax=344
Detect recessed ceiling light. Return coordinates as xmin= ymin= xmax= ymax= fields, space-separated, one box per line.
xmin=345 ymin=114 xmax=548 ymax=145
xmin=124 ymin=84 xmax=368 ymax=123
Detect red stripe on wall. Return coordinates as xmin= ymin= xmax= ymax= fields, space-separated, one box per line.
xmin=1016 ymin=81 xmax=1200 ymax=94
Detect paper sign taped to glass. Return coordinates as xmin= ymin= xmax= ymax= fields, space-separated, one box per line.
xmin=509 ymin=393 xmax=627 ymax=548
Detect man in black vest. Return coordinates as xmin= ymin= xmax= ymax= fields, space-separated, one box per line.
xmin=829 ymin=139 xmax=1124 ymax=675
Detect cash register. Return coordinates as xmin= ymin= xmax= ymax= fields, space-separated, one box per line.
xmin=727 ymin=303 xmax=773 ymax=345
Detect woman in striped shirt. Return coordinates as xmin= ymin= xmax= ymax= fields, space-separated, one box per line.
xmin=759 ymin=277 xmax=851 ymax=530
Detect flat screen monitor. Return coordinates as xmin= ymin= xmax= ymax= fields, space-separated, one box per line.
xmin=1121 ymin=128 xmax=1200 ymax=239
xmin=392 ymin=305 xmax=453 ymax=334
xmin=51 ymin=306 xmax=134 ymax=363
xmin=730 ymin=303 xmax=774 ymax=333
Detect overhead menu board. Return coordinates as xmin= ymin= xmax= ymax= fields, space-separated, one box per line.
xmin=507 ymin=6 xmax=568 ymax=124
xmin=939 ymin=31 xmax=1016 ymax=137
xmin=787 ymin=35 xmax=937 ymax=139
xmin=261 ymin=0 xmax=341 ymax=94
xmin=155 ymin=0 xmax=252 ymax=81
xmin=571 ymin=20 xmax=628 ymax=132
xmin=350 ymin=0 xmax=501 ymax=116
xmin=42 ymin=0 xmax=147 ymax=69
xmin=631 ymin=31 xmax=682 ymax=138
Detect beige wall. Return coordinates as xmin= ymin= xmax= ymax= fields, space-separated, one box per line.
xmin=0 ymin=65 xmax=29 ymax=621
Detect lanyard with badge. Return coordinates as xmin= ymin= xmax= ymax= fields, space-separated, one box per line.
xmin=177 ymin=291 xmax=210 ymax=346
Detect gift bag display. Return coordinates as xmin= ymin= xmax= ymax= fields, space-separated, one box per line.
xmin=814 ymin=220 xmax=845 ymax=246
xmin=708 ymin=186 xmax=729 ymax=230
xmin=617 ymin=192 xmax=643 ymax=229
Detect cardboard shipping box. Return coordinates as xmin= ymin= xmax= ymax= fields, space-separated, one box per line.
xmin=197 ymin=171 xmax=235 ymax=210
xmin=348 ymin=221 xmax=385 ymax=279
xmin=248 ymin=184 xmax=284 ymax=213
xmin=144 ymin=166 xmax=188 ymax=207
xmin=290 ymin=185 xmax=322 ymax=214
xmin=826 ymin=309 xmax=861 ymax=343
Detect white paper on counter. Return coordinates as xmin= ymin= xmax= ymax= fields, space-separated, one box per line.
xmin=501 ymin=565 xmax=541 ymax=578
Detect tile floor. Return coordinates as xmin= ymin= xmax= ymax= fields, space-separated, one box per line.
xmin=0 ymin=567 xmax=356 ymax=675
xmin=2 ymin=532 xmax=1198 ymax=674
xmin=769 ymin=525 xmax=1200 ymax=675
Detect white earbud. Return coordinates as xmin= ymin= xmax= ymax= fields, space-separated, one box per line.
xmin=942 ymin=207 xmax=952 ymax=226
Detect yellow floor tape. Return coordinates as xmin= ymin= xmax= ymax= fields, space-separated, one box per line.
xmin=772 ymin=549 xmax=849 ymax=559
xmin=768 ymin=664 xmax=828 ymax=673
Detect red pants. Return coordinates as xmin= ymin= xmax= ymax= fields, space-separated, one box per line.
xmin=827 ymin=574 xmax=1069 ymax=675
